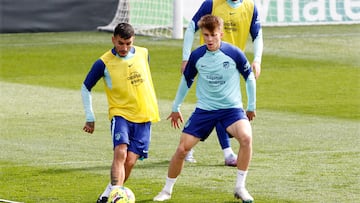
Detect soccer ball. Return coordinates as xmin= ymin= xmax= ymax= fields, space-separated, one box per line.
xmin=107 ymin=186 xmax=135 ymax=203
xmin=123 ymin=187 xmax=135 ymax=203
xmin=123 ymin=186 xmax=135 ymax=202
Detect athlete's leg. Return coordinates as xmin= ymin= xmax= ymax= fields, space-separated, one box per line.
xmin=97 ymin=150 xmax=139 ymax=202
xmin=111 ymin=143 xmax=128 ymax=186
xmin=98 ymin=139 xmax=128 ymax=202
xmin=124 ymin=151 xmax=139 ymax=182
xmin=153 ymin=133 xmax=200 ymax=201
xmin=184 ymin=148 xmax=196 ymax=163
xmin=226 ymin=119 xmax=254 ymax=202
xmin=168 ymin=133 xmax=200 ymax=178
xmin=124 ymin=121 xmax=150 ymax=182
xmin=215 ymin=122 xmax=231 ymax=150
xmin=154 ymin=108 xmax=215 ymax=201
xmin=215 ymin=122 xmax=237 ymax=166
xmin=226 ymin=119 xmax=252 ymax=171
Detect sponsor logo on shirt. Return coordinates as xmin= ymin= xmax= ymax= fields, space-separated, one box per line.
xmin=206 ymin=74 xmax=225 ymax=87
xmin=128 ymin=71 xmax=144 ymax=86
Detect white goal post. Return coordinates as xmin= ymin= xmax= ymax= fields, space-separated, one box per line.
xmin=98 ymin=0 xmax=360 ymax=39
xmin=97 ymin=0 xmax=183 ymax=39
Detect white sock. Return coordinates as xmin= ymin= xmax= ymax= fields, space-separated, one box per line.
xmin=100 ymin=183 xmax=112 ymax=198
xmin=187 ymin=148 xmax=194 ymax=156
xmin=163 ymin=177 xmax=177 ymax=194
xmin=223 ymin=147 xmax=235 ymax=159
xmin=111 ymin=185 xmax=122 ymax=190
xmin=235 ymin=170 xmax=248 ymax=189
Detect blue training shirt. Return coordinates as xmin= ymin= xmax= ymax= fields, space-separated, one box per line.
xmin=173 ymin=42 xmax=256 ymax=112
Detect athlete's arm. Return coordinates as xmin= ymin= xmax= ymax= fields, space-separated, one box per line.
xmin=181 ymin=22 xmax=196 ymax=73
xmin=252 ymin=29 xmax=263 ymax=65
xmin=81 ymin=59 xmax=105 ymax=133
xmin=251 ymin=30 xmax=263 ymax=79
xmin=167 ymin=75 xmax=191 ymax=129
xmin=182 ymin=0 xmax=212 ymax=72
xmin=245 ymin=72 xmax=256 ymax=120
xmin=182 ymin=21 xmax=196 ymax=63
xmin=249 ymin=5 xmax=263 ymax=79
xmin=231 ymin=47 xmax=256 ymax=119
xmin=172 ymin=75 xmax=191 ymax=112
xmin=81 ymin=84 xmax=95 ymax=122
xmin=245 ymin=72 xmax=256 ymax=111
xmin=250 ymin=5 xmax=263 ymax=60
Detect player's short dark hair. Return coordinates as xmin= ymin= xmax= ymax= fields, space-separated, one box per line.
xmin=114 ymin=23 xmax=135 ymax=39
xmin=198 ymin=14 xmax=224 ymax=33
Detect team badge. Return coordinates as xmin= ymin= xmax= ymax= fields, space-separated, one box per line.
xmin=115 ymin=133 xmax=121 ymax=141
xmin=223 ymin=61 xmax=230 ymax=69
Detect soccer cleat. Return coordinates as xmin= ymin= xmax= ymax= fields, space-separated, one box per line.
xmin=153 ymin=190 xmax=171 ymax=201
xmin=224 ymin=154 xmax=237 ymax=167
xmin=234 ymin=187 xmax=254 ymax=203
xmin=96 ymin=195 xmax=108 ymax=203
xmin=185 ymin=149 xmax=197 ymax=163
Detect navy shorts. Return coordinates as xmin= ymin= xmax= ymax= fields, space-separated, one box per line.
xmin=183 ymin=108 xmax=248 ymax=141
xmin=110 ymin=116 xmax=151 ymax=159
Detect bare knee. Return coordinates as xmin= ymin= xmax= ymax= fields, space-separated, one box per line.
xmin=239 ymin=134 xmax=252 ymax=148
xmin=175 ymin=145 xmax=191 ymax=159
xmin=126 ymin=151 xmax=139 ymax=167
xmin=114 ymin=145 xmax=128 ymax=162
xmin=126 ymin=158 xmax=136 ymax=169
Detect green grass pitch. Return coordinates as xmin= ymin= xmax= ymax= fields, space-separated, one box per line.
xmin=0 ymin=24 xmax=359 ymax=202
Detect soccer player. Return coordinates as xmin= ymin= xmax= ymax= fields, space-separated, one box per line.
xmin=81 ymin=23 xmax=160 ymax=203
xmin=153 ymin=15 xmax=256 ymax=202
xmin=182 ymin=0 xmax=263 ymax=166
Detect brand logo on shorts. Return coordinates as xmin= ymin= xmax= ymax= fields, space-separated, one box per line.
xmin=115 ymin=133 xmax=121 ymax=141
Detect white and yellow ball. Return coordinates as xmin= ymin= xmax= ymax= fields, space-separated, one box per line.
xmin=107 ymin=187 xmax=135 ymax=203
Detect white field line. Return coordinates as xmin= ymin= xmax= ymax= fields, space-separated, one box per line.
xmin=278 ymin=149 xmax=360 ymax=155
xmin=0 ymin=41 xmax=105 ymax=47
xmin=0 ymin=160 xmax=110 ymax=168
xmin=265 ymin=32 xmax=359 ymax=39
xmin=0 ymin=199 xmax=24 ymax=203
xmin=0 ymin=31 xmax=358 ymax=48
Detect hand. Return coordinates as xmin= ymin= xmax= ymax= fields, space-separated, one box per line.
xmin=167 ymin=112 xmax=184 ymax=129
xmin=83 ymin=121 xmax=95 ymax=134
xmin=246 ymin=111 xmax=256 ymax=121
xmin=181 ymin=61 xmax=188 ymax=74
xmin=251 ymin=61 xmax=261 ymax=79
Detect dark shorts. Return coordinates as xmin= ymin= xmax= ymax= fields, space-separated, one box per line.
xmin=110 ymin=116 xmax=151 ymax=159
xmin=183 ymin=108 xmax=248 ymax=141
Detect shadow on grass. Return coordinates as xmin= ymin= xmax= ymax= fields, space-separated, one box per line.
xmin=37 ymin=159 xmax=226 ymax=176
xmin=134 ymin=199 xmax=155 ymax=203
xmin=137 ymin=160 xmax=229 ymax=168
xmin=40 ymin=165 xmax=108 ymax=174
